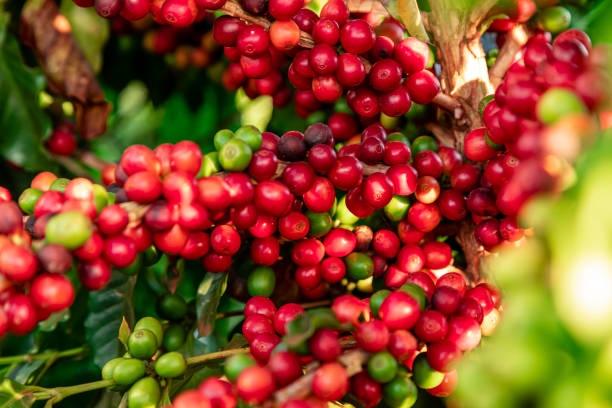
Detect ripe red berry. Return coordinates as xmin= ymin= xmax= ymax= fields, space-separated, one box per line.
xmin=274 ymin=303 xmax=305 ymax=335
xmin=427 ymin=340 xmax=461 ymax=372
xmin=312 ymin=362 xmax=349 ymax=401
xmin=78 ymin=258 xmax=112 ymax=290
xmin=356 ymin=319 xmax=390 ymax=352
xmin=124 ymin=171 xmax=163 ymax=203
xmin=37 ymin=244 xmax=72 ymax=274
xmin=369 ymin=59 xmax=402 ymax=92
xmin=270 ymin=20 xmax=301 ymax=51
xmin=267 ymin=351 xmax=303 ymax=386
xmin=251 ymin=236 xmax=281 ymax=266
xmin=0 ymin=244 xmax=38 ymax=283
xmin=254 ymin=181 xmax=293 ymax=217
xmin=414 ymin=310 xmax=448 ymax=342
xmin=446 ymin=316 xmax=482 ymax=351
xmin=361 ymin=173 xmax=394 ymax=209
xmin=292 ymin=238 xmax=325 ymax=266
xmin=46 ymin=128 xmax=77 ymax=156
xmin=236 ymin=366 xmax=275 ymax=404
xmin=405 ymin=70 xmax=440 ymax=104
xmin=394 ymin=37 xmax=429 ymax=74
xmin=5 ymin=294 xmax=38 ymax=335
xmin=309 ymin=328 xmax=341 ymax=361
xmin=103 ymin=236 xmax=137 ymax=268
xmin=379 ymin=291 xmax=421 ymax=330
xmin=388 ymin=329 xmax=418 ymax=361
xmin=30 ymin=273 xmax=75 ymax=313
xmin=340 ymin=20 xmax=375 ymax=54
xmin=198 ymin=177 xmax=232 ymax=211
xmin=250 ymin=332 xmax=281 ymax=363
xmin=279 ymin=212 xmax=310 ymax=240
xmin=309 ymin=44 xmax=338 ymax=76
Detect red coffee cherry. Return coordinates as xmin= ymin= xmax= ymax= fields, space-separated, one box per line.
xmin=244 ymin=296 xmax=277 ymax=320
xmin=210 ymin=225 xmax=241 ymax=256
xmin=303 ymin=177 xmax=335 ymax=213
xmin=313 ymin=362 xmax=349 ymax=401
xmin=379 ymin=291 xmax=420 ymax=330
xmin=236 ymin=366 xmax=275 ymax=404
xmin=309 ymin=328 xmax=341 ymax=361
xmin=170 ymin=141 xmax=202 ymax=175
xmin=394 ymin=37 xmax=429 ymax=74
xmin=103 ymin=236 xmax=137 ymax=268
xmin=254 ymin=181 xmax=293 ymax=217
xmin=324 ymin=228 xmax=356 ymax=257
xmin=37 ymin=244 xmax=72 ymax=274
xmin=30 ymin=273 xmax=75 ymax=313
xmin=251 ymin=236 xmax=281 ymax=266
xmin=163 ymin=171 xmax=197 ymax=204
xmin=198 ymin=177 xmax=232 ymax=211
xmin=340 ymin=20 xmax=375 ymax=55
xmin=73 ymin=231 xmax=104 ymax=261
xmin=432 ymin=286 xmax=461 ymax=315
xmin=414 ymin=310 xmax=448 ymax=342
xmin=202 ymin=252 xmax=232 ymax=273
xmin=0 ymin=244 xmax=38 ymax=283
xmin=388 ymin=329 xmax=418 ymax=361
xmin=124 ymin=171 xmax=163 ymax=203
xmin=97 ymin=204 xmax=129 ymax=236
xmin=436 ymin=272 xmax=467 ymax=297
xmin=78 ymin=258 xmax=112 ymax=290
xmin=5 ymin=294 xmax=38 ymax=335
xmin=427 ymin=340 xmax=461 ymax=372
xmin=446 ymin=316 xmax=482 ymax=351
xmin=274 ymin=303 xmax=305 ymax=335
xmin=351 ymin=372 xmax=383 ymax=407
xmin=279 ymin=212 xmax=310 ymax=241
xmin=321 ymin=257 xmax=346 ymax=283
xmin=356 ymin=319 xmax=390 ymax=352
xmin=250 ymin=332 xmax=281 ymax=363
xmin=120 ymin=144 xmax=160 ymax=176
xmin=267 ymin=351 xmax=303 ymax=387
xmin=291 ymin=238 xmax=325 ymax=266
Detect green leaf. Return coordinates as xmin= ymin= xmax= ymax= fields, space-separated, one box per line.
xmin=195 ymin=273 xmax=228 ymax=338
xmin=0 ymin=26 xmax=53 ymax=171
xmin=157 ymin=93 xmax=194 ymax=144
xmin=7 ymin=361 xmax=45 ymax=385
xmin=85 ymin=274 xmax=137 ymax=369
xmin=118 ymin=317 xmax=131 ymax=349
xmin=59 ymin=0 xmax=109 ymax=73
xmin=0 ymin=378 xmax=37 ymax=407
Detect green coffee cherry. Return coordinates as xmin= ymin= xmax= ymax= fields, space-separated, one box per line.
xmin=128 ymin=329 xmax=158 ymax=360
xmin=384 ymin=195 xmax=410 ymax=222
xmin=412 ymin=353 xmax=445 ymax=389
xmin=370 ymin=289 xmax=391 ymax=319
xmin=400 ymin=283 xmax=428 ymax=311
xmin=306 ymin=211 xmax=333 ymax=237
xmin=384 ymin=375 xmax=418 ymax=407
xmin=537 ymin=6 xmax=571 ymax=33
xmin=224 ymin=354 xmax=256 ymax=382
xmin=387 ymin=132 xmax=410 ymax=144
xmin=134 ymin=317 xmax=163 ymax=348
xmin=335 ymin=196 xmax=359 ymax=225
xmin=45 ymin=211 xmax=93 ymax=249
xmin=102 ymin=357 xmax=126 ymax=381
xmin=18 ymin=188 xmax=42 ymax=214
xmin=306 ymin=111 xmax=327 ymax=126
xmin=214 ymin=129 xmax=234 ymax=151
xmin=411 ymin=136 xmax=438 ymax=154
xmin=155 ymin=351 xmax=187 ymax=378
xmin=157 ymin=293 xmax=188 ymax=321
xmin=163 ymin=324 xmax=186 ymax=351
xmin=478 ymin=95 xmax=495 ymax=117
xmin=537 ymin=88 xmax=587 ymax=125
xmin=127 ymin=377 xmax=161 ymax=408
xmin=333 ymin=97 xmax=352 ymax=114
xmin=219 ymin=138 xmax=253 ymax=171
xmin=49 ymin=178 xmax=69 ymax=193
xmin=345 ymin=253 xmax=374 ymax=280
xmin=112 ymin=358 xmax=146 ymax=385
xmin=368 ymin=351 xmax=398 ymax=383
xmin=247 ymin=266 xmax=276 ymax=297
xmin=199 ymin=152 xmax=222 ymax=178
xmin=234 ymin=125 xmax=262 ymax=151
xmin=92 ymin=184 xmax=109 ymax=213
xmin=142 ymin=246 xmax=161 ymax=266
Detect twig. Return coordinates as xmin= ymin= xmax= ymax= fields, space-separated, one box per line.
xmin=456 ymin=220 xmax=484 ymax=283
xmin=185 ymin=347 xmax=250 ymax=366
xmin=0 ymin=347 xmax=86 ymax=365
xmin=273 ymin=349 xmax=369 ymax=405
xmin=489 ymin=24 xmax=531 ymax=88
xmin=52 ymin=155 xmax=92 ymax=178
xmin=433 ymin=93 xmax=464 ymax=119
xmin=78 ymin=150 xmax=111 ymax=172
xmin=425 ymin=122 xmax=455 ymax=147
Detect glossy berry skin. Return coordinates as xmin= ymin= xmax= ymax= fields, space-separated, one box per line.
xmin=340 ymin=20 xmax=375 ymax=55
xmin=236 ymin=366 xmax=275 ymax=404
xmin=464 ymin=128 xmax=498 ymax=162
xmin=254 ymin=181 xmax=293 ymax=217
xmin=379 ymin=291 xmax=421 ymax=330
xmin=432 ymin=286 xmax=461 ymax=315
xmin=267 ymin=351 xmax=303 ymax=387
xmin=427 ymin=340 xmax=461 ymax=372
xmin=405 ymin=70 xmax=440 ymax=104
xmin=242 ymin=314 xmax=274 ymax=343
xmin=356 ymin=319 xmax=390 ymax=352
xmin=312 ymin=18 xmax=340 ymax=45
xmin=250 ymin=332 xmax=281 ymax=363
xmin=423 ymin=241 xmax=452 ymax=269
xmin=251 ymin=237 xmax=280 ymax=266
xmin=369 ymin=59 xmax=402 ymax=92
xmin=0 ymin=244 xmax=38 ymax=283
xmin=328 ymin=156 xmax=363 ymax=190
xmin=455 ymin=297 xmax=484 ymax=324
xmin=407 ymin=202 xmax=441 ymax=232
xmin=394 ymin=37 xmax=429 ymax=74
xmin=309 ymin=328 xmax=341 ymax=361
xmin=323 ymin=228 xmax=356 ymax=257
xmin=388 ymin=329 xmax=418 ymax=361
xmin=312 ymin=362 xmax=349 ymax=401
xmin=320 ymin=257 xmax=346 ymax=283
xmin=320 ymin=0 xmax=349 ymax=25
xmin=5 ymin=294 xmax=38 ymax=335
xmin=103 ymin=236 xmax=137 ymax=268
xmin=446 ymin=316 xmax=482 ymax=351
xmin=30 ymin=273 xmax=75 ymax=313
xmin=351 ymin=372 xmax=382 ymax=407
xmin=336 ymin=53 xmax=367 ymax=88
xmin=292 ymin=238 xmax=325 ymax=266
xmin=78 ymin=258 xmax=111 ymax=290
xmin=414 ymin=310 xmax=448 ymax=343
xmin=303 ymin=177 xmax=335 ymax=213
xmin=386 ymin=164 xmax=417 ymax=196
xmin=268 ymin=0 xmax=301 ymax=20
xmin=274 ymin=303 xmax=305 ymax=335
xmin=97 ymin=204 xmax=129 ymax=236
xmin=37 ymin=244 xmax=72 ymax=274
xmin=46 ymin=128 xmax=77 ymax=156
xmin=362 ymin=173 xmax=394 ymax=209
xmin=279 ymin=212 xmax=310 ymax=241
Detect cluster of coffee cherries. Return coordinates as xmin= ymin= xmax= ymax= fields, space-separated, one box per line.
xmin=0 ymin=175 xmax=110 ymax=337
xmin=102 ymin=316 xmax=190 ymax=408
xmin=169 ymin=274 xmax=500 ymax=407
xmin=215 ymin=0 xmax=441 ymax=118
xmin=462 ymin=28 xmax=608 ymax=248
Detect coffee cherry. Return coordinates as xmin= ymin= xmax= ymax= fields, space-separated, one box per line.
xmin=394 ymin=37 xmax=429 ymax=75
xmin=271 ymin=304 xmax=303 ymax=336
xmin=379 ymin=291 xmax=420 ymax=330
xmin=45 ymin=211 xmax=93 ymax=250
xmin=412 ymin=353 xmax=444 ymax=389
xmin=340 ymin=20 xmax=375 ymax=54
xmin=250 ymin=237 xmax=280 ymax=266
xmin=155 ymin=351 xmax=187 ymax=378
xmin=446 ymin=316 xmax=482 ymax=351
xmin=356 ymin=319 xmax=389 ymax=352
xmin=128 ymin=329 xmax=158 ymax=359
xmin=362 ymin=173 xmax=394 ymax=209
xmin=98 ymin=204 xmax=129 ymax=236
xmin=312 ymin=362 xmax=349 ymax=401
xmin=5 ymin=294 xmax=38 ymax=335
xmin=292 ymin=238 xmax=325 ymax=266
xmin=30 ymin=273 xmax=75 ymax=313
xmin=198 ymin=377 xmax=236 ymax=408
xmin=267 ymin=350 xmax=302 ymax=387
xmin=237 ymin=366 xmax=275 ymax=404
xmin=388 ymin=329 xmax=418 ymax=361
xmin=308 ymin=328 xmax=341 ymax=361
xmin=128 ymin=377 xmax=162 ymax=408
xmin=414 ymin=310 xmax=448 ymax=343
xmin=383 ymin=375 xmax=418 ymax=407
xmin=0 ymin=244 xmax=38 ymax=283
xmin=247 ymin=266 xmax=276 ymax=296
xmin=78 ymin=258 xmax=111 ymax=290
xmin=219 ymin=138 xmax=253 ymax=171
xmin=351 ymin=372 xmax=382 ymax=407
xmin=303 ymin=177 xmax=335 ymax=213
xmin=368 ymin=351 xmax=398 ymax=383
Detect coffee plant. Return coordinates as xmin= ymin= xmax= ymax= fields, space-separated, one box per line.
xmin=0 ymin=0 xmax=610 ymax=407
